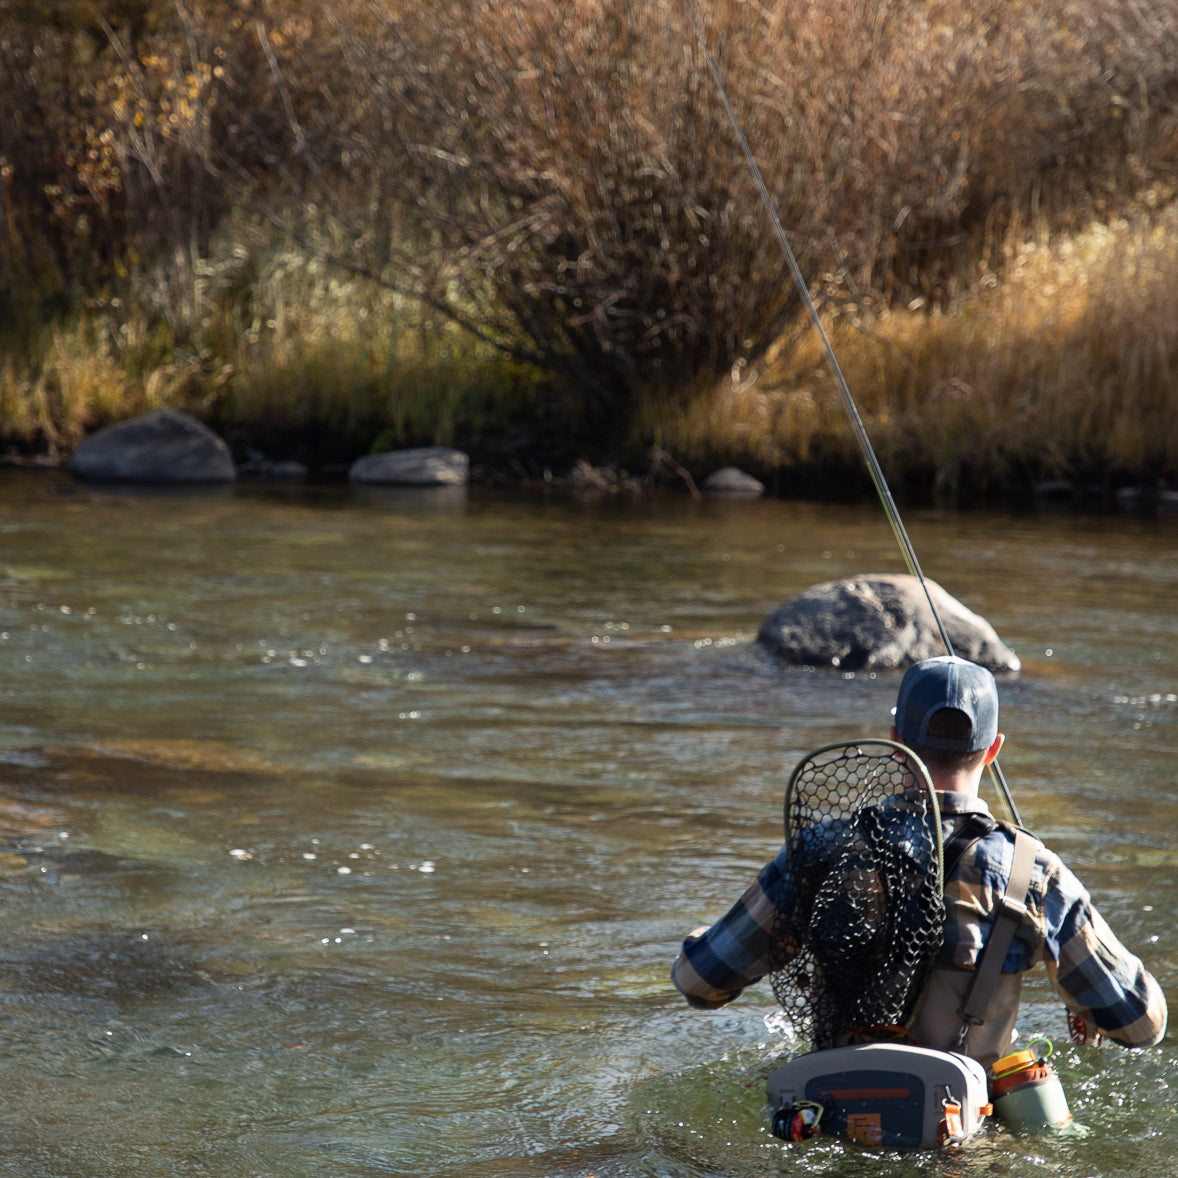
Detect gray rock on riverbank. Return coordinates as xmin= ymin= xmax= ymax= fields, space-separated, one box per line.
xmin=757 ymin=573 xmax=1021 ymax=673
xmin=702 ymin=467 xmax=764 ymax=496
xmin=67 ymin=409 xmax=236 ymax=484
xmin=348 ymin=446 xmax=470 ymax=486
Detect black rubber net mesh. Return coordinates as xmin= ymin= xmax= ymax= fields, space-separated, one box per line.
xmin=769 ymin=741 xmax=944 ymax=1049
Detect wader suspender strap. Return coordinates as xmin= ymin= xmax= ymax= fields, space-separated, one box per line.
xmin=942 ymin=812 xmax=997 ymax=880
xmin=954 ymin=827 xmax=1037 ymax=1049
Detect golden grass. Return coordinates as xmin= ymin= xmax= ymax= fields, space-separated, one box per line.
xmin=214 ymin=279 xmax=530 ymax=452
xmin=5 ymin=201 xmax=1177 ymax=489
xmin=642 ymin=206 xmax=1178 ymax=493
xmin=0 ymin=220 xmax=536 ymax=461
xmin=3 ymin=0 xmax=1178 ymax=491
xmin=0 ymin=319 xmax=172 ymax=457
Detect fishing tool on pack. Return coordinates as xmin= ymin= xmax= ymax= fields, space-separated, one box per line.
xmin=681 ymin=0 xmax=1020 ymax=826
xmin=771 ymin=1099 xmax=825 ymax=1142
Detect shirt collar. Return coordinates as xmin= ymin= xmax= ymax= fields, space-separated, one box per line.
xmin=934 ymin=790 xmax=994 ymax=817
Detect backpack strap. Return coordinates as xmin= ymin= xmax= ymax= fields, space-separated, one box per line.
xmin=941 ymin=811 xmax=998 ymax=881
xmin=953 ymin=825 xmax=1038 ymax=1049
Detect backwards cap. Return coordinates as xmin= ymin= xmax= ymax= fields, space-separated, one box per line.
xmin=893 ymin=655 xmax=999 ymax=753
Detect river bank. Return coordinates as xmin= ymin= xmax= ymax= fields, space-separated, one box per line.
xmin=3 ymin=425 xmax=1176 ymax=517
xmin=4 ymin=2 xmax=1177 ymax=509
xmin=4 ymin=206 xmax=1176 ymax=511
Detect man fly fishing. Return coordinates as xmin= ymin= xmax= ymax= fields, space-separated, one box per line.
xmin=671 ymin=656 xmax=1168 ymax=1067
xmin=678 ymin=5 xmax=1168 ymax=1122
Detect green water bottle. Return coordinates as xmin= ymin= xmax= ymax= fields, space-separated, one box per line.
xmin=988 ymin=1040 xmax=1072 ymax=1129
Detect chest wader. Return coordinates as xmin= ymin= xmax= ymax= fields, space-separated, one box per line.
xmin=908 ymin=811 xmax=1032 ymax=1067
xmin=931 ymin=818 xmax=1072 ymax=1130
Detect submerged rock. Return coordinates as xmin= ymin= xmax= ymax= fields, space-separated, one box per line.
xmin=236 ymin=448 xmax=309 ymax=482
xmin=757 ymin=573 xmax=1021 ymax=673
xmin=68 ymin=408 xmax=236 ymax=484
xmin=349 ymin=446 xmax=469 ymax=486
xmin=4 ymin=926 xmax=204 ymax=999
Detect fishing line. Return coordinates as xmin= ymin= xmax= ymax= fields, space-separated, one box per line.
xmin=683 ymin=0 xmax=1020 ymax=825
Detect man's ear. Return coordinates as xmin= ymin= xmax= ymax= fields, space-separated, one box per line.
xmin=983 ymin=733 xmax=1006 ymax=764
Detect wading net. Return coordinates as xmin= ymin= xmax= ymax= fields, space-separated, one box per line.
xmin=769 ymin=740 xmax=944 ymax=1050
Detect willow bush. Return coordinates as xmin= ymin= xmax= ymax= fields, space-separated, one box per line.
xmin=3 ymin=0 xmax=1178 ymax=477
xmin=324 ymin=0 xmax=826 ymax=442
xmin=236 ymin=0 xmax=1178 ymax=452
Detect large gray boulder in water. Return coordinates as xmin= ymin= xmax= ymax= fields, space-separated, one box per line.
xmin=68 ymin=408 xmax=236 ymax=484
xmin=757 ymin=573 xmax=1021 ymax=673
xmin=349 ymin=446 xmax=469 ymax=486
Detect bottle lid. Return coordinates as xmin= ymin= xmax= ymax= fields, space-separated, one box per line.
xmin=990 ymin=1048 xmax=1037 ymax=1078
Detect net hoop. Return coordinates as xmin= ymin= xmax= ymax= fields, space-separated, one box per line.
xmin=771 ymin=739 xmax=945 ymax=1049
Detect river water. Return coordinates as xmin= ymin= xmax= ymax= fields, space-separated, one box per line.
xmin=0 ymin=468 xmax=1173 ymax=1177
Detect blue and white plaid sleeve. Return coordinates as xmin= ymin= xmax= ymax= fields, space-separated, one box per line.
xmin=1040 ymin=853 xmax=1168 ymax=1048
xmin=671 ymin=846 xmax=792 ymax=1009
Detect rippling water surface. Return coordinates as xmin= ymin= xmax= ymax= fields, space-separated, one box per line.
xmin=0 ymin=469 xmax=1173 ymax=1177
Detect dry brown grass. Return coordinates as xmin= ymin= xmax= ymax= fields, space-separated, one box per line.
xmin=306 ymin=0 xmax=1178 ymax=450
xmin=2 ymin=0 xmax=1178 ymax=490
xmin=665 ymin=205 xmax=1178 ymax=496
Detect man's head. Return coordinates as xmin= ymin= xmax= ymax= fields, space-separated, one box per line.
xmin=892 ymin=655 xmax=1001 ymax=776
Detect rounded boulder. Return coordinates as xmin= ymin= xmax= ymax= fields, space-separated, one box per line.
xmin=757 ymin=573 xmax=1021 ymax=673
xmin=68 ymin=409 xmax=236 ymax=484
xmin=349 ymin=446 xmax=470 ymax=487
xmin=702 ymin=467 xmax=765 ymax=497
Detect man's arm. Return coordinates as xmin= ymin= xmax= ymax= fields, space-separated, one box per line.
xmin=671 ymin=847 xmax=791 ymax=1009
xmin=1042 ymin=858 xmax=1168 ymax=1048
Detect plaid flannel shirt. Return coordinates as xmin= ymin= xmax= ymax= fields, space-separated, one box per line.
xmin=672 ymin=791 xmax=1168 ymax=1051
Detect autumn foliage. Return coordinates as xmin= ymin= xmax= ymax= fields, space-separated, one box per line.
xmin=3 ymin=0 xmax=1178 ymax=487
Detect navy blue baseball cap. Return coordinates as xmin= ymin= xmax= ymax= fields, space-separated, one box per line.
xmin=893 ymin=655 xmax=999 ymax=752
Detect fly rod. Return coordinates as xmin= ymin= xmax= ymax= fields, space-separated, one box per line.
xmin=683 ymin=1 xmax=1021 ymax=826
